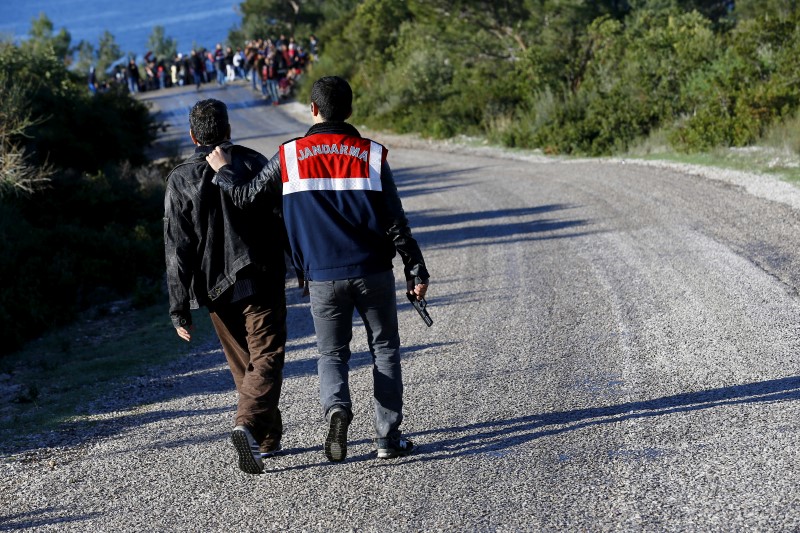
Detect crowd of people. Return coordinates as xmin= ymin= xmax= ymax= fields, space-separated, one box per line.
xmin=98 ymin=34 xmax=319 ymax=105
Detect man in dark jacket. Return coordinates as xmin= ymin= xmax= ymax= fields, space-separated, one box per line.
xmin=126 ymin=58 xmax=139 ymax=94
xmin=164 ymin=98 xmax=288 ymax=475
xmin=190 ymin=50 xmax=203 ymax=89
xmin=206 ymin=76 xmax=430 ymax=463
xmin=214 ymin=44 xmax=226 ymax=86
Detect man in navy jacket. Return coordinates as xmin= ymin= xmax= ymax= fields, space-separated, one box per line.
xmin=207 ymin=76 xmax=429 ymax=461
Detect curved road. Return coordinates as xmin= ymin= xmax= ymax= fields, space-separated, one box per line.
xmin=2 ymin=82 xmax=799 ymax=531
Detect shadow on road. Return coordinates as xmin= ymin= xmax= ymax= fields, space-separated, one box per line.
xmin=0 ymin=508 xmax=103 ymax=532
xmin=214 ymin=375 xmax=800 ymax=475
xmin=1 ymin=328 xmax=455 ymax=456
xmin=410 ymin=204 xmax=594 ymax=249
xmin=393 ymin=164 xmax=481 ymax=198
xmin=392 ymin=161 xmax=600 ymax=246
xmin=407 ymin=375 xmax=800 ymax=462
xmin=412 ymin=204 xmax=577 ymax=228
xmin=393 ymin=164 xmax=595 ymax=244
xmin=419 ymin=214 xmax=592 ymax=249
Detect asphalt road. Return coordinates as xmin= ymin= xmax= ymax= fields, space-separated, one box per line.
xmin=1 ymin=82 xmax=799 ymax=532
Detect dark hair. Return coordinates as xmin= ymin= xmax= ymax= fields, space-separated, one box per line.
xmin=310 ymin=76 xmax=352 ymax=122
xmin=189 ymin=99 xmax=230 ymax=145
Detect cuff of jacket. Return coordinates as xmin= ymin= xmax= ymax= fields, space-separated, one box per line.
xmin=406 ymin=263 xmax=430 ymax=285
xmin=171 ymin=312 xmax=192 ymax=329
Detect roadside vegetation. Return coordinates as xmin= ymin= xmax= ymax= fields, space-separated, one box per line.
xmin=0 ymin=33 xmax=164 ymax=357
xmin=0 ymin=25 xmax=188 ymax=437
xmin=235 ymin=0 xmax=800 ymax=179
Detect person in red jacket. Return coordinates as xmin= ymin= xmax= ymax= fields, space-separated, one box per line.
xmin=207 ymin=76 xmax=429 ymax=462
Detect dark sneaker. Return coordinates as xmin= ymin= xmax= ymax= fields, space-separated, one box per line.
xmin=231 ymin=426 xmax=264 ymax=474
xmin=376 ymin=437 xmax=414 ymax=459
xmin=324 ymin=408 xmax=349 ymax=462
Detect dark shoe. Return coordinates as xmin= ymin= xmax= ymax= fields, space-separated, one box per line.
xmin=231 ymin=426 xmax=264 ymax=474
xmin=324 ymin=408 xmax=349 ymax=462
xmin=376 ymin=436 xmax=414 ymax=459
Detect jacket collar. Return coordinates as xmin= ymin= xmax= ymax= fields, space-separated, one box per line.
xmin=190 ymin=140 xmax=233 ymax=161
xmin=305 ymin=121 xmax=362 ymax=138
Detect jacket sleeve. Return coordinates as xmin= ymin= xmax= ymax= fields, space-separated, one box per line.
xmin=213 ymin=151 xmax=283 ymax=207
xmin=380 ymin=160 xmax=430 ymax=283
xmin=163 ymin=179 xmax=195 ymax=328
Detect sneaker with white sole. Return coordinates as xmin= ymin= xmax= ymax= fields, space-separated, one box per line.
xmin=376 ymin=436 xmax=414 ymax=459
xmin=231 ymin=426 xmax=264 ymax=474
xmin=324 ymin=407 xmax=349 ymax=462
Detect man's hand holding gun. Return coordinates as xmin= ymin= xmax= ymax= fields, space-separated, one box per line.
xmin=407 ymin=279 xmax=432 ymax=327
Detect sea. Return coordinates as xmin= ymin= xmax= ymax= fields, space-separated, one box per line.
xmin=0 ymin=0 xmax=241 ymax=58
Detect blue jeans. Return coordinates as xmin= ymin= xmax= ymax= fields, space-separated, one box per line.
xmin=309 ymin=270 xmax=403 ymax=439
xmin=266 ymin=79 xmax=280 ymax=103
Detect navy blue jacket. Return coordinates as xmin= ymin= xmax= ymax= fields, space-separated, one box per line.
xmin=213 ymin=122 xmax=429 ymax=284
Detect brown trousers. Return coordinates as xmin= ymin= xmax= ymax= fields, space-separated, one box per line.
xmin=209 ymin=286 xmax=286 ymax=452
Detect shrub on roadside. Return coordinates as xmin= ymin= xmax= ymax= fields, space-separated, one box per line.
xmin=0 ymin=42 xmax=163 ymax=356
xmin=295 ymin=2 xmax=800 ymax=157
xmin=0 ymin=164 xmax=165 ymax=355
xmin=669 ymin=13 xmax=800 ymax=151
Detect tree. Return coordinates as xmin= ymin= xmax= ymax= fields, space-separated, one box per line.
xmin=28 ymin=12 xmax=54 ymax=48
xmin=52 ymin=28 xmax=72 ymax=63
xmin=73 ymin=32 xmax=121 ymax=81
xmin=733 ymin=0 xmax=799 ymax=20
xmin=627 ymin=1 xmax=735 ymax=28
xmin=72 ymin=40 xmax=95 ymax=76
xmin=0 ymin=41 xmax=162 ymax=354
xmin=147 ymin=26 xmax=177 ymax=60
xmin=0 ymin=70 xmax=52 ymax=196
xmin=25 ymin=12 xmax=72 ymax=63
xmin=237 ymin=0 xmax=326 ymax=38
xmin=290 ymin=0 xmax=800 ymax=155
xmin=96 ymin=31 xmax=123 ymax=78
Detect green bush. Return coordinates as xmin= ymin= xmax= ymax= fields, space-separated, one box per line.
xmin=0 ymin=42 xmax=163 ymax=356
xmin=0 ymin=164 xmax=165 ymax=355
xmin=669 ymin=13 xmax=800 ymax=151
xmin=522 ymin=10 xmax=723 ymax=155
xmin=0 ymin=43 xmax=155 ymax=173
xmin=290 ymin=2 xmax=800 ymax=157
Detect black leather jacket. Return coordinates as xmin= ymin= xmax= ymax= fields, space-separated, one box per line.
xmin=164 ymin=142 xmax=286 ymax=328
xmin=213 ymin=122 xmax=429 ymax=284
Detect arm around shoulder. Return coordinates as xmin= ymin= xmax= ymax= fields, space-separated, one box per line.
xmin=211 ymin=150 xmax=283 ymax=207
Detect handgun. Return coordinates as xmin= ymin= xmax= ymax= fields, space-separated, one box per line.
xmin=407 ymin=293 xmax=433 ymax=327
